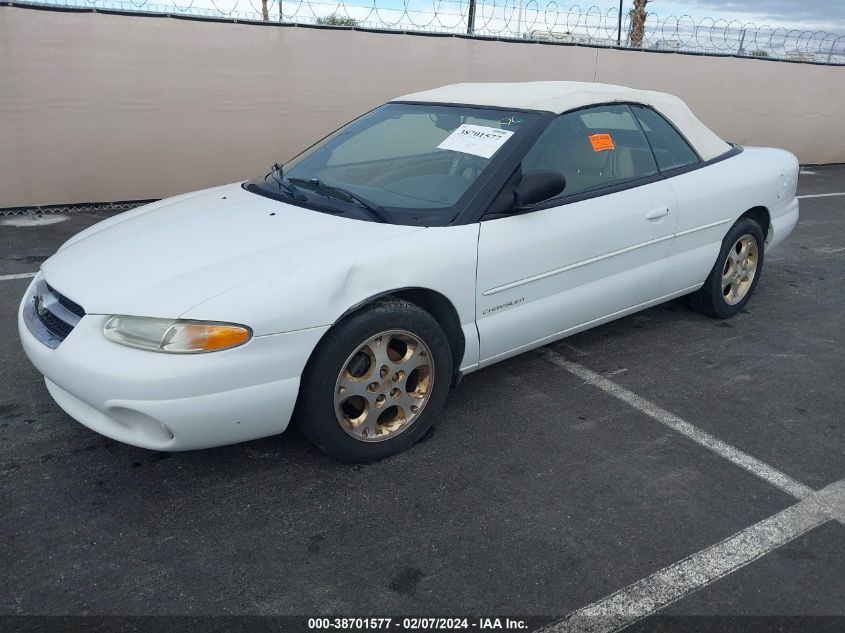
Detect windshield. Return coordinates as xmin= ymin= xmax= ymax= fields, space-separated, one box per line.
xmin=246 ymin=103 xmax=539 ymax=225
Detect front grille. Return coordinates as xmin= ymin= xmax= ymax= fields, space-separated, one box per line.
xmin=25 ymin=279 xmax=87 ymax=348
xmin=46 ymin=283 xmax=85 ymax=318
xmin=36 ymin=307 xmax=75 ymax=340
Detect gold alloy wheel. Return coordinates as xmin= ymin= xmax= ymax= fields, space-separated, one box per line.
xmin=334 ymin=329 xmax=435 ymax=442
xmin=722 ymin=234 xmax=759 ymax=305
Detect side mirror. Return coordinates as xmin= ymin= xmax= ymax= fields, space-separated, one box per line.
xmin=514 ymin=170 xmax=566 ymax=207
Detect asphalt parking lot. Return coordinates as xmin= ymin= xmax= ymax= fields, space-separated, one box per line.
xmin=1 ymin=169 xmax=843 ymax=627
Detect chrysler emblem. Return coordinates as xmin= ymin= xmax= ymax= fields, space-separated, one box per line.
xmin=34 ymin=294 xmax=46 ymax=317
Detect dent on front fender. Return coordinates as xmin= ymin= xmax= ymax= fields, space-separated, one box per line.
xmin=182 ymin=224 xmax=481 ymax=355
xmin=321 ymin=226 xmax=482 ymax=372
xmin=329 ymin=225 xmax=479 ymax=317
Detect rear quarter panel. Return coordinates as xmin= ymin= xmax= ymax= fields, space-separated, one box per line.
xmin=660 ymin=146 xmax=799 ymax=295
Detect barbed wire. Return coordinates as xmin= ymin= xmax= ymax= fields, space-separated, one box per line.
xmin=14 ymin=0 xmax=845 ymax=63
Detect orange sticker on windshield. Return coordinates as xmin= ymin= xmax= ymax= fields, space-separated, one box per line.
xmin=589 ymin=133 xmax=615 ymax=152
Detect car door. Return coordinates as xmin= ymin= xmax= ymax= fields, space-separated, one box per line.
xmin=476 ymin=104 xmax=679 ymax=365
xmin=627 ymin=104 xmax=713 ymax=297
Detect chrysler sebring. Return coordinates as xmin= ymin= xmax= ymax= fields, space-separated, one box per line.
xmin=19 ymin=82 xmax=799 ymax=461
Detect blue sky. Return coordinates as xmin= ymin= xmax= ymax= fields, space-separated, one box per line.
xmin=642 ymin=0 xmax=844 ymax=30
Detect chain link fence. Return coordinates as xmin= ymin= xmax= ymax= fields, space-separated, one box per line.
xmin=16 ymin=0 xmax=845 ymax=64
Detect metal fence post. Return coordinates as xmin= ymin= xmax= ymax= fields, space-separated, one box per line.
xmin=617 ymin=0 xmax=623 ymax=45
xmin=467 ymin=0 xmax=476 ymax=34
xmin=738 ymin=28 xmax=747 ymax=55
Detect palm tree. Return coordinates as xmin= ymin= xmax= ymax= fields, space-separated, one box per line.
xmin=629 ymin=0 xmax=649 ymax=48
xmin=261 ymin=0 xmax=269 ymax=21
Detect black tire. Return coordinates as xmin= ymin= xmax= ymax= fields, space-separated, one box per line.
xmin=688 ymin=217 xmax=766 ymax=318
xmin=295 ymin=297 xmax=452 ymax=462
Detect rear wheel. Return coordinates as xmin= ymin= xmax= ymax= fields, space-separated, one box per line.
xmin=689 ymin=218 xmax=765 ymax=318
xmin=296 ymin=298 xmax=452 ymax=462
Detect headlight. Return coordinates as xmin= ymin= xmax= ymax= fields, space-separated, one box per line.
xmin=103 ymin=316 xmax=251 ymax=353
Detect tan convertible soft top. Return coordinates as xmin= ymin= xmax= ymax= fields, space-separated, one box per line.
xmin=393 ymin=81 xmax=732 ymax=161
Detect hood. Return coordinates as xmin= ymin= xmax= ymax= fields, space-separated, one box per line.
xmin=41 ymin=183 xmax=421 ymax=319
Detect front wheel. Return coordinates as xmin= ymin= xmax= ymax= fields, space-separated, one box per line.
xmin=295 ymin=298 xmax=452 ymax=462
xmin=688 ymin=217 xmax=765 ymax=318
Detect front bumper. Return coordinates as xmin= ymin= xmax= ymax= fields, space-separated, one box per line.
xmin=18 ymin=276 xmax=328 ymax=450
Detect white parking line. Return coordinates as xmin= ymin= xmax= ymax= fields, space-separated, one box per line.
xmin=0 ymin=272 xmax=37 ymax=282
xmin=543 ymin=480 xmax=843 ymax=633
xmin=797 ymin=192 xmax=845 ymax=199
xmin=538 ymin=348 xmax=814 ymax=500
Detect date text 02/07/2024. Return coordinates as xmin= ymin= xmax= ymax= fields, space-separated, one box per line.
xmin=306 ymin=617 xmax=531 ymax=630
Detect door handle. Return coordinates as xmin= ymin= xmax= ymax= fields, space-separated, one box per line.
xmin=645 ymin=207 xmax=670 ymax=220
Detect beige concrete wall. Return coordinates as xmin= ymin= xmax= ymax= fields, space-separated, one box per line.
xmin=593 ymin=49 xmax=845 ymax=167
xmin=1 ymin=6 xmax=843 ymax=208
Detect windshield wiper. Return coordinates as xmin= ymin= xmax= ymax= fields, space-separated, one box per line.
xmin=289 ymin=178 xmax=387 ymax=223
xmin=265 ymin=163 xmax=307 ymax=201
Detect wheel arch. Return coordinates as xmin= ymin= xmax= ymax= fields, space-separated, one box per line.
xmin=335 ymin=287 xmax=466 ymax=387
xmin=739 ymin=206 xmax=771 ymax=243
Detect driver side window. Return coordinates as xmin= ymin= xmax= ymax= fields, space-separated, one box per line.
xmin=522 ymin=105 xmax=659 ymax=199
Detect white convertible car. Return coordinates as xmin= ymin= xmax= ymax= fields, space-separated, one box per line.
xmin=19 ymin=82 xmax=799 ymax=461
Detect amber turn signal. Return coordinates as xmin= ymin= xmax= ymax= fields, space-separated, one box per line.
xmin=104 ymin=316 xmax=252 ymax=353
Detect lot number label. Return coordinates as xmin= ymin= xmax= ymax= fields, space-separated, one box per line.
xmin=437 ymin=124 xmax=515 ymax=159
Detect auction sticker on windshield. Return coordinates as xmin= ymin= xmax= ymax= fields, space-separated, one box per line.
xmin=437 ymin=124 xmax=515 ymax=159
